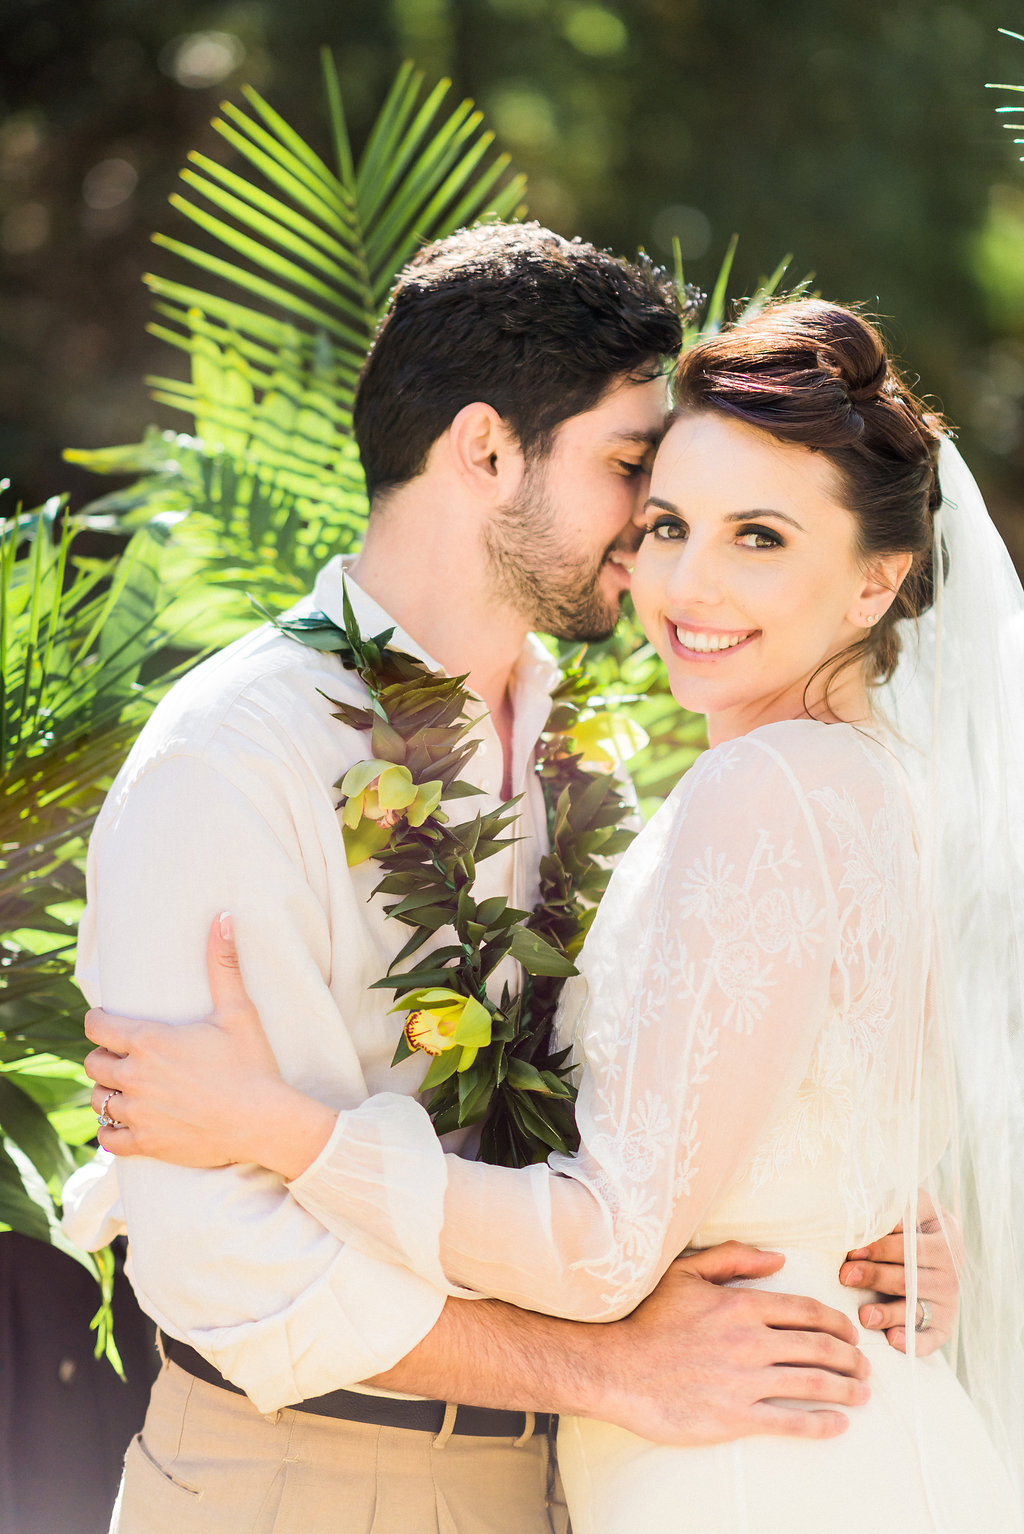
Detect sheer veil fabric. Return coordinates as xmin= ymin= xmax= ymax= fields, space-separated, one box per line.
xmin=875 ymin=439 xmax=1024 ymax=1497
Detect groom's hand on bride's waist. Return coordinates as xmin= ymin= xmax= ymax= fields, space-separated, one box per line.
xmin=369 ymin=1242 xmax=868 ymax=1447
xmin=594 ymin=1242 xmax=870 ymax=1446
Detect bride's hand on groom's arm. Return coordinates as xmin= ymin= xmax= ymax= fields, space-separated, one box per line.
xmin=839 ymin=1196 xmax=960 ymax=1358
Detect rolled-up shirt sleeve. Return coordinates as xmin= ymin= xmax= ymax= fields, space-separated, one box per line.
xmin=64 ymin=749 xmax=448 ymax=1413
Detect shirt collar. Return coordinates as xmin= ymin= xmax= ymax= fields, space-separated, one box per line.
xmin=311 ymin=555 xmax=445 ymax=674
xmin=309 ymin=555 xmax=561 ymax=713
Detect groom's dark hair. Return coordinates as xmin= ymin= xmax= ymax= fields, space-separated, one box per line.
xmin=354 ymin=222 xmax=685 ymax=502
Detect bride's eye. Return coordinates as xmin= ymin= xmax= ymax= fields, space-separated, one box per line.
xmin=643 ymin=514 xmax=687 ymax=541
xmin=736 ymin=524 xmax=784 ymax=549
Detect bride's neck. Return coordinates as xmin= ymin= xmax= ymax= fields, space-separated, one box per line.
xmin=706 ymin=665 xmax=873 ymax=748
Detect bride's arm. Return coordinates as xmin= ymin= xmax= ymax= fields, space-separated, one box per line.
xmin=85 ymin=958 xmax=959 ymax=1349
xmin=291 ymin=737 xmax=842 ymax=1319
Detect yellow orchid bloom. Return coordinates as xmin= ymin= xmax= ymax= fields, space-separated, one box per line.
xmin=395 ymin=988 xmax=493 ymax=1080
xmin=338 ymin=759 xmax=444 ymax=866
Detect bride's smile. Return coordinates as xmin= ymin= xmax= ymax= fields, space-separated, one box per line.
xmin=666 ymin=624 xmax=758 ymax=656
xmin=631 ymin=409 xmax=911 ymax=744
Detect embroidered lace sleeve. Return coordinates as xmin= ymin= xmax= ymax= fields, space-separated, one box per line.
xmin=290 ymin=726 xmax=869 ymax=1319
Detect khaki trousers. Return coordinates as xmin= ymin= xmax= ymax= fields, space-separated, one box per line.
xmin=110 ymin=1359 xmax=569 ymax=1534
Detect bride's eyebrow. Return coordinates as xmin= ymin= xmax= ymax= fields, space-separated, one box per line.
xmin=724 ymin=508 xmax=806 ymax=532
xmin=642 ymin=497 xmax=807 ymax=533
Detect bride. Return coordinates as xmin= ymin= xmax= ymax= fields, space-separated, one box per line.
xmin=79 ymin=300 xmax=1024 ymax=1530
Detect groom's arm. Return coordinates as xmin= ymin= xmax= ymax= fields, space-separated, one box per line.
xmin=369 ymin=1245 xmax=869 ymax=1444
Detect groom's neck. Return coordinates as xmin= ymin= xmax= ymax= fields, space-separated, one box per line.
xmin=349 ymin=493 xmax=529 ymax=732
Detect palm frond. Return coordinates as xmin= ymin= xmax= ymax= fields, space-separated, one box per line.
xmin=151 ymin=54 xmax=524 ymax=465
xmin=68 ymin=56 xmax=527 ymax=641
xmin=678 ymin=236 xmax=809 ymax=350
xmin=989 ymin=32 xmax=1024 ymax=164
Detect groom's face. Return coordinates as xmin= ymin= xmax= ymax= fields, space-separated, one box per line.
xmin=484 ymin=372 xmax=670 ymax=641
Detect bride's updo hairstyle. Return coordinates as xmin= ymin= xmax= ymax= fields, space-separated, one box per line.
xmin=672 ymin=298 xmax=945 ymax=686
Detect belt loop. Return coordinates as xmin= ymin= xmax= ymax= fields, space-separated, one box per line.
xmin=545 ymin=1416 xmax=559 ymax=1507
xmin=155 ymin=1328 xmax=168 ymax=1368
xmin=513 ymin=1410 xmax=535 ymax=1448
xmin=433 ymin=1400 xmax=458 ymax=1449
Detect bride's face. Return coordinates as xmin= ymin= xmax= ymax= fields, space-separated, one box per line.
xmin=631 ymin=410 xmax=883 ymax=742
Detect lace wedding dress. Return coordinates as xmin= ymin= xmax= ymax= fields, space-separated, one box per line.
xmin=290 ymin=717 xmax=1020 ymax=1532
xmin=548 ymin=727 xmax=1018 ymax=1534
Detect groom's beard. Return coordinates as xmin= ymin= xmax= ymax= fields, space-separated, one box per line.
xmin=483 ymin=470 xmax=630 ymax=643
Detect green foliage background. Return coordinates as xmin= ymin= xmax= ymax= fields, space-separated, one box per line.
xmin=1 ymin=1 xmax=1023 ymax=1338
xmin=3 ymin=0 xmax=1024 ymax=563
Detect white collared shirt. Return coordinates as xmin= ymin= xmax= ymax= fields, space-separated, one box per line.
xmin=62 ymin=558 xmax=559 ymax=1412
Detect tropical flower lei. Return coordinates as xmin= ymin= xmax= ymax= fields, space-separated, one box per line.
xmin=278 ymin=590 xmax=639 ymax=1168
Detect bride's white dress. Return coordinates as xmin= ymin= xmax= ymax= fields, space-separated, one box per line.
xmin=289 ymin=718 xmax=1020 ymax=1532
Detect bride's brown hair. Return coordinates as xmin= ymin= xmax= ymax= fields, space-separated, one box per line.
xmin=672 ymin=298 xmax=945 ymax=684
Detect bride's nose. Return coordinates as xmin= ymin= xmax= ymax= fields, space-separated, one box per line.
xmin=663 ymin=534 xmax=726 ymax=610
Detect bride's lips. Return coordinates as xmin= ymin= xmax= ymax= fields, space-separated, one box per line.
xmin=665 ymin=619 xmax=759 ymax=660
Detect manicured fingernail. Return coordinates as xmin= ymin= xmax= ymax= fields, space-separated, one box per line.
xmin=863 ymin=1306 xmax=882 ymax=1327
xmin=844 ymin=1266 xmax=864 ymax=1286
xmin=219 ymin=911 xmax=234 ymax=941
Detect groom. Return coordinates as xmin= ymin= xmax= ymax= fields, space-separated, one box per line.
xmin=68 ymin=223 xmax=949 ymax=1533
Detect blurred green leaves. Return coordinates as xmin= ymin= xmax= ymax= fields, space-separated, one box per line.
xmin=562 ymin=5 xmax=629 ymax=59
xmin=1 ymin=493 xmax=179 ymax=1364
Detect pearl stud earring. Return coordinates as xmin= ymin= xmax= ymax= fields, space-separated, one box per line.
xmin=866 ymin=613 xmax=880 ymax=626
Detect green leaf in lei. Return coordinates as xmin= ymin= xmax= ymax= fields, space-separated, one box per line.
xmin=277 ymin=588 xmax=637 ymax=1167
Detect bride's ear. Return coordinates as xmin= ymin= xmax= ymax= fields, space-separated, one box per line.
xmin=849 ymin=550 xmax=914 ymax=628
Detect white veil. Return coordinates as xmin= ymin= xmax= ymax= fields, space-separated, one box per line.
xmin=876 ymin=438 xmax=1024 ymax=1494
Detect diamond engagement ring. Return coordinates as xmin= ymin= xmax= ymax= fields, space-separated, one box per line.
xmin=915 ymin=1298 xmax=933 ymax=1333
xmin=97 ymin=1091 xmax=124 ymax=1129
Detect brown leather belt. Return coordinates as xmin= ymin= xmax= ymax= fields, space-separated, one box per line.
xmin=160 ymin=1333 xmax=554 ymax=1438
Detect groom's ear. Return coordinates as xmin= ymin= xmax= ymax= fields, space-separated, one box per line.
xmin=446 ymin=402 xmax=526 ymax=503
